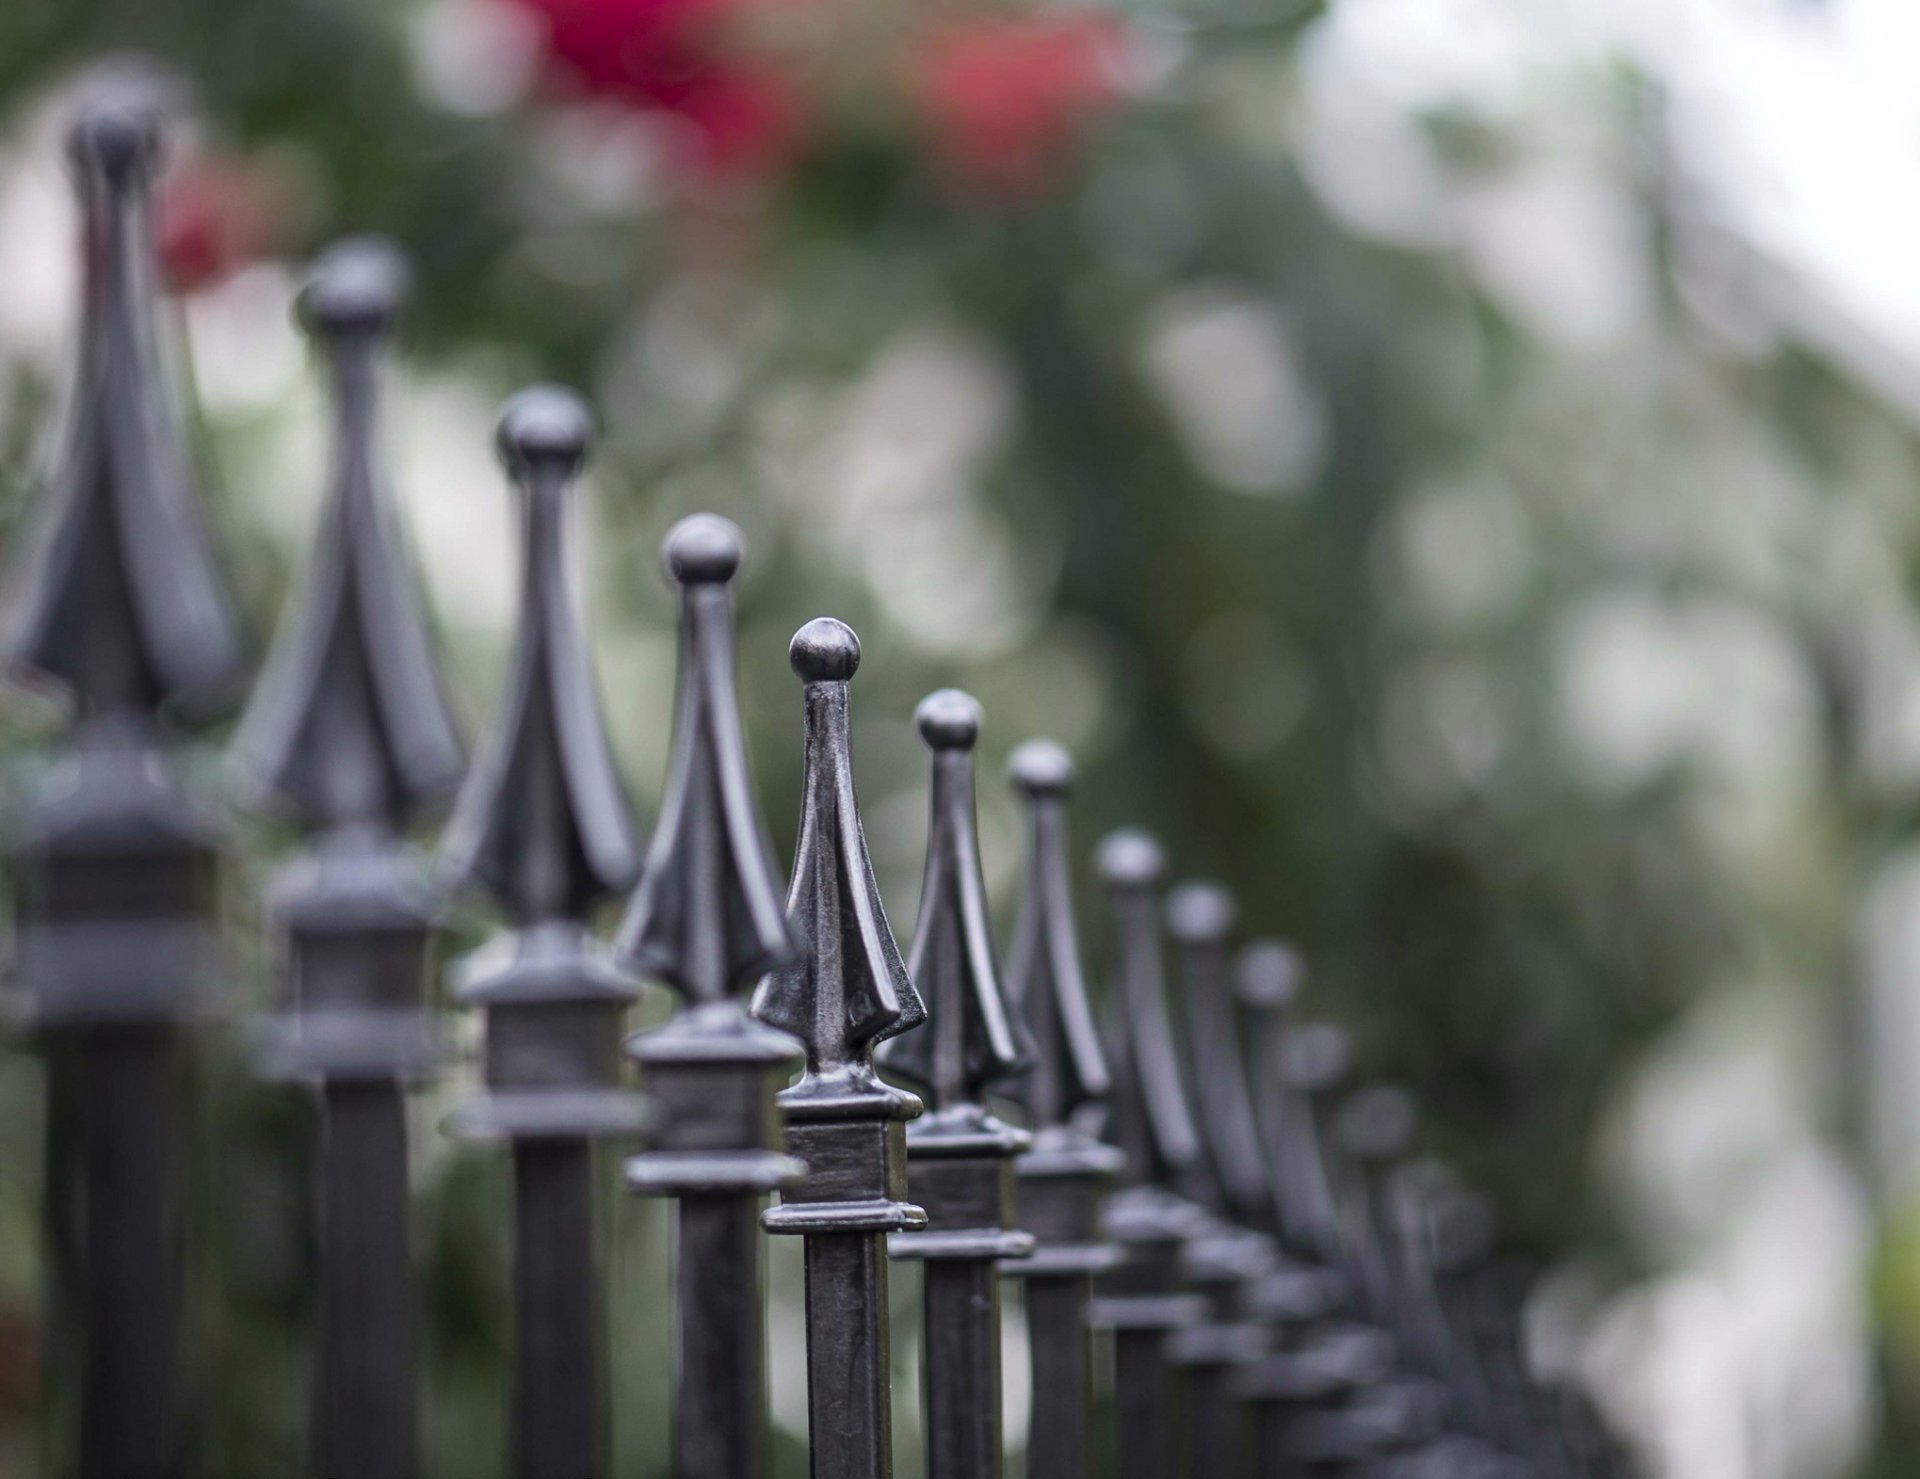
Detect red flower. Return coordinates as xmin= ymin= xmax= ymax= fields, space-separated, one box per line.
xmin=907 ymin=11 xmax=1129 ymax=203
xmin=156 ymin=158 xmax=298 ymax=295
xmin=512 ymin=0 xmax=806 ymax=183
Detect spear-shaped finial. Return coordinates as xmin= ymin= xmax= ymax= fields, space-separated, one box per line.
xmin=1095 ymin=829 xmax=1209 ymax=1200
xmin=754 ymin=617 xmax=925 ymax=1092
xmin=1001 ymin=741 xmax=1122 ymax=1479
xmin=1 ymin=71 xmax=244 ymax=719
xmin=1004 ymin=740 xmax=1111 ymax=1135
xmin=440 ymin=387 xmax=640 ymax=923
xmin=233 ymin=236 xmax=463 ymax=830
xmin=615 ymin=514 xmax=796 ymax=999
xmin=1166 ymin=882 xmax=1278 ymax=1232
xmin=875 ymin=690 xmax=1030 ymax=1108
xmin=440 ymin=387 xmax=646 ymax=1479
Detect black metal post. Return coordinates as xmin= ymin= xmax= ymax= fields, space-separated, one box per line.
xmin=235 ymin=237 xmax=465 ymax=1479
xmin=998 ymin=741 xmax=1122 ymax=1479
xmin=616 ymin=515 xmax=804 ymax=1479
xmin=1085 ymin=831 xmax=1211 ymax=1479
xmin=0 ymin=76 xmax=246 ymax=1479
xmin=754 ymin=616 xmax=928 ymax=1479
xmin=878 ymin=691 xmax=1035 ymax=1479
xmin=438 ymin=387 xmax=651 ymax=1479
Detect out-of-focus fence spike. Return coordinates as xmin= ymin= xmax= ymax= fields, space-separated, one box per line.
xmin=617 ymin=515 xmax=804 ymax=1479
xmin=1000 ymin=740 xmax=1122 ymax=1479
xmin=0 ymin=69 xmax=244 ymax=1478
xmin=880 ymin=690 xmax=1035 ymax=1479
xmin=755 ymin=617 xmax=927 ymax=1479
xmin=238 ymin=235 xmax=463 ymax=1479
xmin=440 ymin=386 xmax=649 ymax=1479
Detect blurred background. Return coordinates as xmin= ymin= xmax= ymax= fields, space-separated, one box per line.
xmin=0 ymin=0 xmax=1917 ymax=1474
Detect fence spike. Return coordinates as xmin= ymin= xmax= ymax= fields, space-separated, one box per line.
xmin=440 ymin=386 xmax=649 ymax=1479
xmin=618 ymin=515 xmax=803 ymax=1479
xmin=1162 ymin=883 xmax=1277 ymax=1479
xmin=755 ymin=617 xmax=927 ymax=1479
xmin=882 ymin=690 xmax=1035 ymax=1479
xmin=234 ymin=236 xmax=462 ymax=826
xmin=1084 ymin=830 xmax=1210 ymax=1479
xmin=999 ymin=740 xmax=1122 ymax=1479
xmin=0 ymin=72 xmax=242 ymax=1477
xmin=236 ymin=235 xmax=464 ymax=1479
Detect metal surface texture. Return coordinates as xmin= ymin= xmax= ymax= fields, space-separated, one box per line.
xmin=618 ymin=514 xmax=805 ymax=1479
xmin=879 ymin=690 xmax=1035 ymax=1479
xmin=999 ymin=740 xmax=1122 ymax=1479
xmin=754 ymin=616 xmax=928 ymax=1479
xmin=440 ymin=386 xmax=649 ymax=1479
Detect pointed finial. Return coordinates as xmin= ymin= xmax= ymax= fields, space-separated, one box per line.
xmin=439 ymin=387 xmax=639 ymax=920
xmin=1166 ymin=881 xmax=1277 ymax=1230
xmin=1004 ymin=740 xmax=1109 ymax=1134
xmin=0 ymin=70 xmax=243 ymax=720
xmin=753 ymin=618 xmax=926 ymax=1088
xmin=1095 ymin=829 xmax=1208 ymax=1197
xmin=232 ymin=237 xmax=462 ymax=832
xmin=875 ymin=690 xmax=1028 ymax=1109
xmin=615 ymin=515 xmax=796 ymax=999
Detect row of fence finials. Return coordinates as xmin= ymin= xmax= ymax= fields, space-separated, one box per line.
xmin=0 ymin=73 xmax=1623 ymax=1479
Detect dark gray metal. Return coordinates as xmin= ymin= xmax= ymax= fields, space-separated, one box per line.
xmin=754 ymin=617 xmax=928 ymax=1479
xmin=998 ymin=741 xmax=1122 ymax=1479
xmin=1161 ymin=885 xmax=1279 ymax=1479
xmin=878 ymin=690 xmax=1035 ymax=1479
xmin=235 ymin=235 xmax=465 ymax=1479
xmin=0 ymin=73 xmax=244 ymax=1479
xmin=616 ymin=514 xmax=804 ymax=1479
xmin=1085 ymin=831 xmax=1211 ymax=1479
xmin=439 ymin=386 xmax=650 ymax=1479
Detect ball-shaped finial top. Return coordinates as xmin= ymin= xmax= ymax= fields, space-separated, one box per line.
xmin=1096 ymin=827 xmax=1165 ymax=889
xmin=916 ymin=689 xmax=981 ymax=751
xmin=1337 ymin=1085 xmax=1417 ymax=1162
xmin=1165 ymin=880 xmax=1236 ymax=943
xmin=65 ymin=71 xmax=167 ymax=185
xmin=790 ymin=617 xmax=860 ymax=683
xmin=497 ymin=384 xmax=594 ymax=476
xmin=1283 ymin=1021 xmax=1351 ymax=1093
xmin=1238 ymin=940 xmax=1303 ymax=1011
xmin=1009 ymin=739 xmax=1073 ymax=797
xmin=299 ymin=236 xmax=409 ymax=339
xmin=663 ymin=513 xmax=743 ymax=585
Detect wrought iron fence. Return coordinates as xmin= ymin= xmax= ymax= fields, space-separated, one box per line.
xmin=1 ymin=71 xmax=1626 ymax=1479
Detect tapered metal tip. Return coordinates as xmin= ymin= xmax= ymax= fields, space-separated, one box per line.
xmin=65 ymin=86 xmax=164 ymax=184
xmin=1337 ymin=1085 xmax=1417 ymax=1162
xmin=299 ymin=236 xmax=409 ymax=339
xmin=497 ymin=384 xmax=593 ymax=474
xmin=1237 ymin=940 xmax=1303 ymax=1011
xmin=790 ymin=617 xmax=860 ymax=683
xmin=663 ymin=513 xmax=743 ymax=584
xmin=916 ymin=689 xmax=981 ymax=751
xmin=1165 ymin=881 xmax=1235 ymax=943
xmin=1283 ymin=1021 xmax=1351 ymax=1093
xmin=1008 ymin=738 xmax=1072 ymax=796
xmin=1095 ymin=827 xmax=1164 ymax=888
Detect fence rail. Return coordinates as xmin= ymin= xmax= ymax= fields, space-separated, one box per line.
xmin=0 ymin=71 xmax=1624 ymax=1479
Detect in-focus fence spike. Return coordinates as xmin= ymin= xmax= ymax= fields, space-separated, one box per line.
xmin=881 ymin=690 xmax=1035 ymax=1479
xmin=1086 ymin=831 xmax=1211 ymax=1479
xmin=618 ymin=514 xmax=804 ymax=1479
xmin=0 ymin=70 xmax=241 ymax=1477
xmin=1000 ymin=740 xmax=1122 ymax=1479
xmin=755 ymin=617 xmax=927 ymax=1479
xmin=441 ymin=386 xmax=649 ymax=1479
xmin=235 ymin=235 xmax=462 ymax=1479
